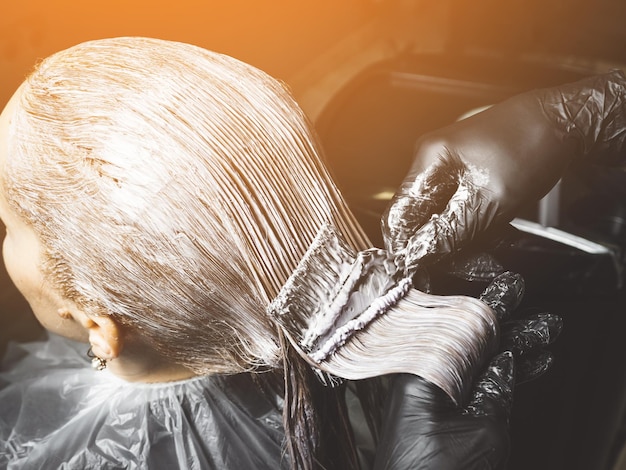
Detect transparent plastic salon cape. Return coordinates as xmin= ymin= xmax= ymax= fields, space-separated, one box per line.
xmin=0 ymin=333 xmax=288 ymax=470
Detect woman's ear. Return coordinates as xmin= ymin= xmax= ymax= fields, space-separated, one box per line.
xmin=72 ymin=309 xmax=124 ymax=360
xmin=88 ymin=315 xmax=123 ymax=360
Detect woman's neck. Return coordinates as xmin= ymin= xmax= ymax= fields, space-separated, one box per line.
xmin=107 ymin=342 xmax=198 ymax=383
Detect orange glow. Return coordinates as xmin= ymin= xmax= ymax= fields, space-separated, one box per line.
xmin=1 ymin=0 xmax=378 ymax=107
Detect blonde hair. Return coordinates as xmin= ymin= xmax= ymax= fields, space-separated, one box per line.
xmin=4 ymin=38 xmax=499 ymax=468
xmin=5 ymin=37 xmax=369 ymax=374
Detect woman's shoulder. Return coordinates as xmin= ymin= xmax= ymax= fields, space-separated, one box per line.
xmin=0 ymin=336 xmax=288 ymax=469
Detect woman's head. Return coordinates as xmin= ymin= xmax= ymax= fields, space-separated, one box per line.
xmin=0 ymin=37 xmax=368 ymax=374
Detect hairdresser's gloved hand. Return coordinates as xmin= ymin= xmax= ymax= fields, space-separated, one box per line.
xmin=373 ymin=353 xmax=513 ymax=470
xmin=373 ymin=272 xmax=562 ymax=470
xmin=382 ymin=70 xmax=626 ymax=271
xmin=479 ymin=271 xmax=563 ymax=384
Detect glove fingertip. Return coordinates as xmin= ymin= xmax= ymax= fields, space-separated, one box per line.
xmin=516 ymin=351 xmax=555 ymax=384
xmin=466 ymin=351 xmax=515 ymax=419
xmin=479 ymin=272 xmax=525 ymax=321
xmin=489 ymin=350 xmax=515 ymax=386
xmin=538 ymin=313 xmax=563 ymax=344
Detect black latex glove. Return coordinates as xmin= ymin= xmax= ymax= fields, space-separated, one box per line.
xmin=479 ymin=272 xmax=563 ymax=384
xmin=382 ymin=70 xmax=626 ymax=271
xmin=373 ymin=272 xmax=562 ymax=470
xmin=373 ymin=353 xmax=513 ymax=470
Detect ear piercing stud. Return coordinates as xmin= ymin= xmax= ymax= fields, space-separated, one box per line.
xmin=87 ymin=347 xmax=107 ymax=371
